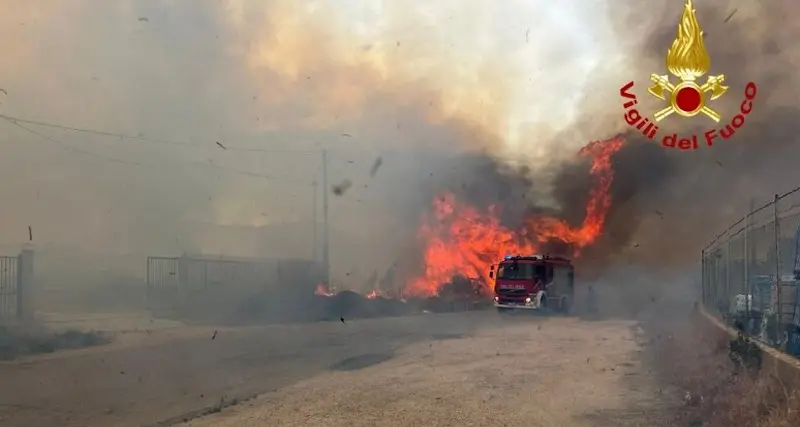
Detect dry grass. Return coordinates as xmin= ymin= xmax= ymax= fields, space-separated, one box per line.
xmin=644 ymin=308 xmax=800 ymax=427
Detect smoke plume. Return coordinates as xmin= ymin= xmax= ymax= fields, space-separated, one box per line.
xmin=1 ymin=0 xmax=798 ymax=295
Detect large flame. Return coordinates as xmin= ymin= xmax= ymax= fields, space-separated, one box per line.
xmin=666 ymin=0 xmax=710 ymax=80
xmin=405 ymin=136 xmax=624 ymax=297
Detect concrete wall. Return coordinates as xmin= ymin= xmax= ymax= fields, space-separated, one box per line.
xmin=698 ymin=305 xmax=800 ymax=389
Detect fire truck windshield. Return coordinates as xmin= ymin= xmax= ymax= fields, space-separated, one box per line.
xmin=496 ymin=263 xmax=545 ymax=280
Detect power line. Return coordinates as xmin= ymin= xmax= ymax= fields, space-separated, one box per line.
xmin=0 ymin=113 xmax=319 ymax=154
xmin=1 ymin=116 xmax=316 ymax=185
xmin=3 ymin=117 xmax=143 ymax=166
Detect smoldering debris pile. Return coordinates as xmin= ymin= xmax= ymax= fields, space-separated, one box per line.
xmin=156 ymin=277 xmax=491 ymax=326
xmin=312 ymin=275 xmax=490 ymax=321
xmin=312 ymin=291 xmax=411 ymax=321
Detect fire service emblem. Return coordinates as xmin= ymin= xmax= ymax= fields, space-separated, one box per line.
xmin=619 ymin=0 xmax=757 ymax=150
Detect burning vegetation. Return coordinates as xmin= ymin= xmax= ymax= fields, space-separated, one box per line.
xmin=405 ymin=136 xmax=624 ymax=297
xmin=317 ymin=136 xmax=625 ymax=301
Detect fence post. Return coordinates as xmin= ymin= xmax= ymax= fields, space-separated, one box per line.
xmin=744 ymin=214 xmax=751 ymax=315
xmin=701 ymin=250 xmax=706 ymax=307
xmin=16 ymin=245 xmax=35 ymax=322
xmin=204 ymin=261 xmax=209 ymax=290
xmin=773 ymin=193 xmax=783 ymax=348
xmin=178 ymin=255 xmax=189 ymax=300
xmin=145 ymin=257 xmax=152 ymax=306
xmin=726 ymin=240 xmax=731 ymax=313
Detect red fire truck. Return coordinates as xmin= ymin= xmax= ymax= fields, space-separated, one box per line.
xmin=488 ymin=254 xmax=574 ymax=313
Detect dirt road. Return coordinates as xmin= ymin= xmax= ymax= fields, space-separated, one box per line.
xmin=0 ymin=312 xmax=672 ymax=427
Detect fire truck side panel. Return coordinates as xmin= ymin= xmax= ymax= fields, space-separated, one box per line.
xmin=548 ymin=265 xmax=574 ymax=312
xmin=547 ymin=265 xmax=571 ymax=297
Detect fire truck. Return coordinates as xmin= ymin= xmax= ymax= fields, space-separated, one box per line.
xmin=488 ymin=254 xmax=574 ymax=313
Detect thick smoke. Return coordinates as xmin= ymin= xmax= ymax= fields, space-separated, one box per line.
xmin=2 ymin=0 xmax=799 ymax=298
xmin=426 ymin=1 xmax=800 ymax=276
xmin=590 ymin=1 xmax=800 ymax=270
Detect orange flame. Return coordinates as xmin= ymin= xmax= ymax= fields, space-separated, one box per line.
xmin=315 ymin=283 xmax=334 ymax=297
xmin=405 ymin=137 xmax=624 ymax=297
xmin=366 ymin=289 xmax=383 ymax=299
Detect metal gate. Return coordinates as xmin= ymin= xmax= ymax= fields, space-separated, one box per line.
xmin=146 ymin=257 xmax=180 ymax=307
xmin=0 ymin=256 xmax=19 ymax=319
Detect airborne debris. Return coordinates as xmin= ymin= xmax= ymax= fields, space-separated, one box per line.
xmin=340 ymin=317 xmax=346 ymax=324
xmin=215 ymin=141 xmax=227 ymax=150
xmin=28 ymin=225 xmax=32 ymax=241
xmin=341 ymin=133 xmax=352 ymax=137
xmin=332 ymin=179 xmax=352 ymax=196
xmin=369 ymin=156 xmax=383 ymax=178
xmin=715 ymin=160 xmax=724 ymax=167
xmin=138 ymin=17 xmax=148 ymax=22
xmin=724 ymin=9 xmax=738 ymax=23
xmin=0 ymin=88 xmax=7 ymax=95
xmin=211 ymin=330 xmax=217 ymax=340
xmin=655 ymin=210 xmax=664 ymax=218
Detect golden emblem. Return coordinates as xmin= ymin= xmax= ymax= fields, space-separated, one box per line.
xmin=648 ymin=0 xmax=728 ymax=122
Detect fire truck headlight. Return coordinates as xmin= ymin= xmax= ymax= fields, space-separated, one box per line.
xmin=494 ymin=296 xmax=499 ymax=302
xmin=525 ymin=297 xmax=532 ymax=303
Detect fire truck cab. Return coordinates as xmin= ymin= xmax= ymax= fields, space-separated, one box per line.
xmin=489 ymin=255 xmax=574 ymax=313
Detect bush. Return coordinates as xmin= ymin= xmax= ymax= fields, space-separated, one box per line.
xmin=0 ymin=324 xmax=110 ymax=360
xmin=644 ymin=308 xmax=800 ymax=427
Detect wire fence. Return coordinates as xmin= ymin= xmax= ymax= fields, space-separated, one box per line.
xmin=701 ymin=186 xmax=800 ymax=357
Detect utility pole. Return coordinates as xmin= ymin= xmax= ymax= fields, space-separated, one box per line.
xmin=311 ymin=180 xmax=318 ymax=262
xmin=321 ymin=149 xmax=330 ymax=283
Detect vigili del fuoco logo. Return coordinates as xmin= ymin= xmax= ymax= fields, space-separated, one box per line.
xmin=619 ymin=0 xmax=757 ymax=150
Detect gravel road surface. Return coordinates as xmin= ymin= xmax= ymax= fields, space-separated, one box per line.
xmin=0 ymin=312 xmax=671 ymax=427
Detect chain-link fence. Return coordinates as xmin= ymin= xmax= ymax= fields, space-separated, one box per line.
xmin=701 ymin=187 xmax=800 ymax=357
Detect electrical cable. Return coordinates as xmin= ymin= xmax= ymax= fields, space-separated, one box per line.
xmin=0 ymin=113 xmax=318 ymax=154
xmin=0 ymin=116 xmax=316 ymax=185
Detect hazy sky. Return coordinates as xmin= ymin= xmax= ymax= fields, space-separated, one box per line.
xmin=2 ymin=0 xmax=778 ymax=286
xmin=0 ymin=1 xmax=637 ymax=259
